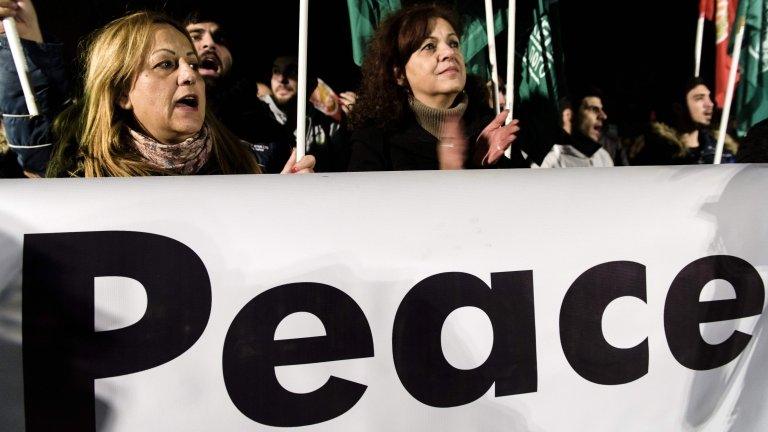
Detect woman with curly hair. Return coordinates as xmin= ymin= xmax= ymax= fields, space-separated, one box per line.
xmin=348 ymin=3 xmax=525 ymax=171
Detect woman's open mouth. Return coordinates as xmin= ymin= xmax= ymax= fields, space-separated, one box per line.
xmin=175 ymin=95 xmax=200 ymax=111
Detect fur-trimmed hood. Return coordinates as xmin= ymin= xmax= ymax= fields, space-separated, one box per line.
xmin=650 ymin=122 xmax=738 ymax=157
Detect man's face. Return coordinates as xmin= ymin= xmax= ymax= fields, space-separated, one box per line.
xmin=185 ymin=21 xmax=233 ymax=81
xmin=271 ymin=63 xmax=298 ymax=105
xmin=686 ymin=84 xmax=714 ymax=126
xmin=577 ymin=96 xmax=607 ymax=142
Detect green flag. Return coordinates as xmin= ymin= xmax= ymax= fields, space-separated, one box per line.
xmin=347 ymin=0 xmax=505 ymax=76
xmin=516 ymin=0 xmax=565 ymax=164
xmin=347 ymin=0 xmax=402 ymax=66
xmin=460 ymin=8 xmax=507 ymax=79
xmin=519 ymin=1 xmax=559 ymax=109
xmin=733 ymin=0 xmax=768 ymax=137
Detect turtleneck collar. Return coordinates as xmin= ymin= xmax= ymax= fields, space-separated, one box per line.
xmin=408 ymin=93 xmax=468 ymax=139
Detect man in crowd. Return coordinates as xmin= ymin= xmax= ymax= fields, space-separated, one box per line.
xmin=536 ymin=88 xmax=614 ymax=168
xmin=258 ymin=56 xmax=356 ymax=172
xmin=185 ymin=19 xmax=232 ymax=89
xmin=634 ymin=78 xmax=737 ymax=165
xmin=184 ymin=11 xmax=293 ymax=173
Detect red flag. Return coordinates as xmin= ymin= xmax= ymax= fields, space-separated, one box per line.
xmin=699 ymin=0 xmax=715 ymax=20
xmin=714 ymin=0 xmax=739 ymax=107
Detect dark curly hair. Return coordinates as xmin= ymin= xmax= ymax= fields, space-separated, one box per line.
xmin=349 ymin=3 xmax=462 ymax=130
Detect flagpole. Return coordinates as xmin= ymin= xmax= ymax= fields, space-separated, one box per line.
xmin=714 ymin=17 xmax=744 ymax=165
xmin=504 ymin=0 xmax=516 ymax=158
xmin=296 ymin=0 xmax=309 ymax=162
xmin=484 ymin=0 xmax=501 ymax=115
xmin=2 ymin=18 xmax=39 ymax=116
xmin=695 ymin=13 xmax=705 ymax=77
xmin=505 ymin=0 xmax=516 ymax=121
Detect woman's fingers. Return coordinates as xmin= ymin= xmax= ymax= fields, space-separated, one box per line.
xmin=291 ymin=154 xmax=316 ymax=173
xmin=339 ymin=92 xmax=357 ymax=103
xmin=437 ymin=114 xmax=468 ymax=170
xmin=280 ymin=149 xmax=297 ymax=174
xmin=0 ymin=0 xmax=42 ymax=42
xmin=0 ymin=0 xmax=19 ymax=23
xmin=281 ymin=149 xmax=317 ymax=174
xmin=339 ymin=92 xmax=357 ymax=115
xmin=475 ymin=116 xmax=521 ymax=166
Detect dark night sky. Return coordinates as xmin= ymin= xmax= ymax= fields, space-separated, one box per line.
xmin=33 ymin=0 xmax=708 ymax=130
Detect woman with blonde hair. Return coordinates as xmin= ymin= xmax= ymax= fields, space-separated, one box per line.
xmin=0 ymin=0 xmax=313 ymax=176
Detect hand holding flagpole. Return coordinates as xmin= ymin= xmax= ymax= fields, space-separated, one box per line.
xmin=4 ymin=18 xmax=38 ymax=116
xmin=2 ymin=1 xmax=40 ymax=116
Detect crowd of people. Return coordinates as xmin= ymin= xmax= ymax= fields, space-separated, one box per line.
xmin=0 ymin=0 xmax=766 ymax=179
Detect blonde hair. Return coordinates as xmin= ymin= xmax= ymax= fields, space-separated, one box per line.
xmin=48 ymin=11 xmax=260 ymax=177
xmin=0 ymin=123 xmax=8 ymax=156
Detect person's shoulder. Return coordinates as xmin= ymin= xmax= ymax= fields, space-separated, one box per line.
xmin=593 ymin=147 xmax=615 ymax=167
xmin=737 ymin=118 xmax=768 ymax=162
xmin=648 ymin=122 xmax=680 ymax=145
xmin=535 ymin=145 xmax=567 ymax=168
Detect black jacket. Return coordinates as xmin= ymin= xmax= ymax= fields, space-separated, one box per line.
xmin=207 ymin=77 xmax=294 ymax=174
xmin=348 ymin=104 xmax=527 ymax=171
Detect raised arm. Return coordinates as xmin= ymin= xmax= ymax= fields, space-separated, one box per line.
xmin=0 ymin=0 xmax=69 ymax=176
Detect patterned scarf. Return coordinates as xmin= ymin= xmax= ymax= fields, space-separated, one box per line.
xmin=127 ymin=126 xmax=213 ymax=175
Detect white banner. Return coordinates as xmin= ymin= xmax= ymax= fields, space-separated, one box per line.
xmin=0 ymin=165 xmax=767 ymax=431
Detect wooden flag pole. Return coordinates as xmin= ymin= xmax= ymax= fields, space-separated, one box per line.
xmin=714 ymin=17 xmax=745 ymax=164
xmin=484 ymin=0 xmax=501 ymax=115
xmin=2 ymin=18 xmax=39 ymax=116
xmin=296 ymin=0 xmax=309 ymax=162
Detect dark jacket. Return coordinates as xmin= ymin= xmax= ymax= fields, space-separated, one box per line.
xmin=633 ymin=122 xmax=738 ymax=165
xmin=0 ymin=36 xmax=70 ymax=176
xmin=260 ymin=94 xmax=352 ymax=173
xmin=207 ymin=77 xmax=294 ymax=174
xmin=737 ymin=117 xmax=768 ymax=163
xmin=348 ymin=101 xmax=527 ymax=171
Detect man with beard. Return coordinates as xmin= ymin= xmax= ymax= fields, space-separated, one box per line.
xmin=535 ymin=88 xmax=614 ymax=168
xmin=258 ymin=56 xmax=356 ymax=172
xmin=184 ymin=11 xmax=293 ymax=173
xmin=185 ymin=19 xmax=233 ymax=89
xmin=635 ymin=78 xmax=737 ymax=165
